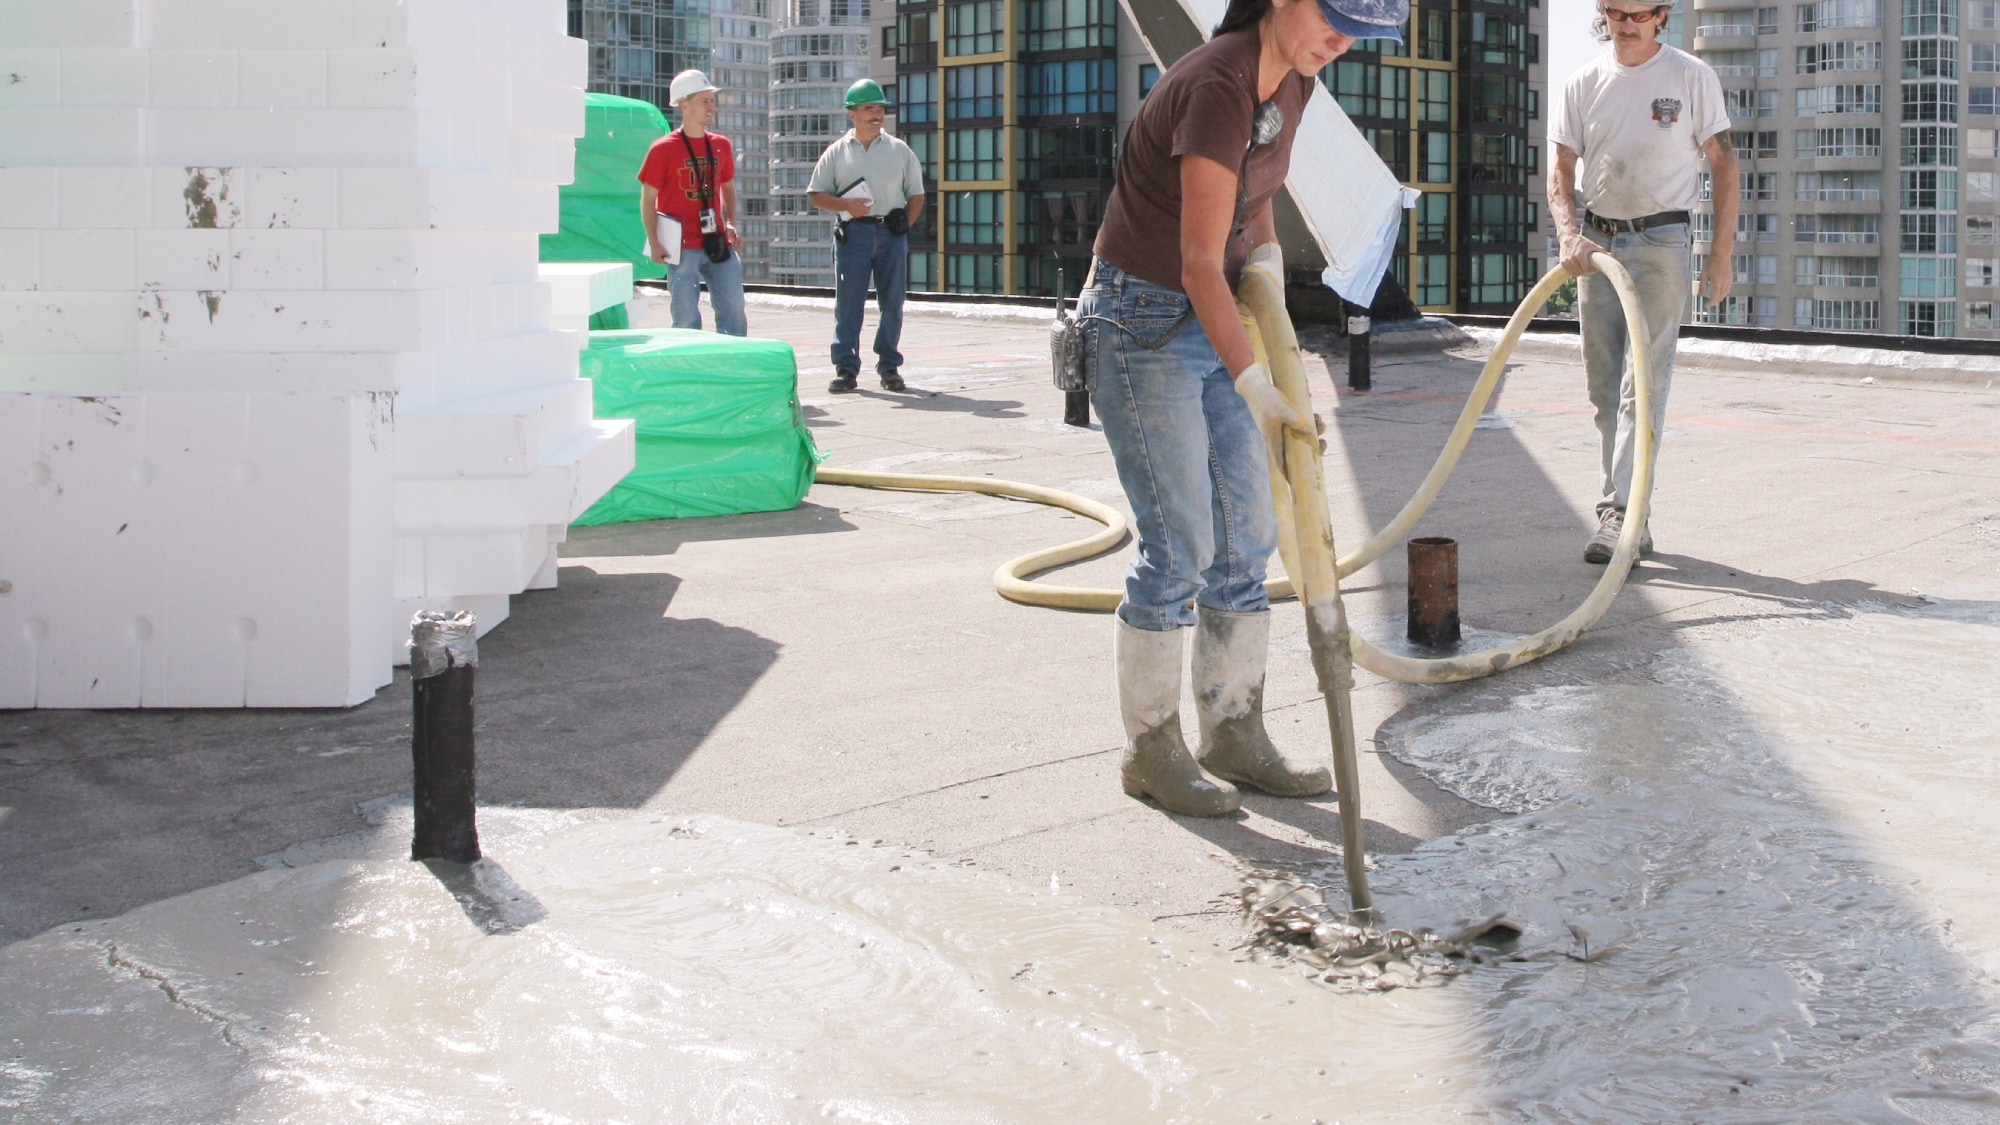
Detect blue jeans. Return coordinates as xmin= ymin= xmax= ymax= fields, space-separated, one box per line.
xmin=667 ymin=247 xmax=747 ymax=336
xmin=832 ymin=222 xmax=907 ymax=375
xmin=1081 ymin=260 xmax=1277 ymax=632
xmin=1577 ymin=222 xmax=1691 ymax=514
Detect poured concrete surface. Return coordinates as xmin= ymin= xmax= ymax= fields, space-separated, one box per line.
xmin=3 ymin=293 xmax=1998 ymax=1117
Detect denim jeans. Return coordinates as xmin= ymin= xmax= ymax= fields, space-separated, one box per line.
xmin=1577 ymin=222 xmax=1691 ymax=514
xmin=1080 ymin=260 xmax=1277 ymax=632
xmin=667 ymin=247 xmax=747 ymax=336
xmin=832 ymin=222 xmax=907 ymax=375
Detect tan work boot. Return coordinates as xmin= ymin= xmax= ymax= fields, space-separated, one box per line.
xmin=1192 ymin=606 xmax=1332 ymax=797
xmin=1115 ymin=619 xmax=1240 ymax=817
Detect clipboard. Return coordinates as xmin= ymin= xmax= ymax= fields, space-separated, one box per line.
xmin=654 ymin=212 xmax=683 ymax=264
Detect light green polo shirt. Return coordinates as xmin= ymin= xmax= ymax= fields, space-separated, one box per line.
xmin=807 ymin=129 xmax=925 ymax=218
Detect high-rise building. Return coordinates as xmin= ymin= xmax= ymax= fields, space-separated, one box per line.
xmin=882 ymin=0 xmax=1126 ymax=295
xmin=570 ymin=0 xmax=715 ymax=110
xmin=1686 ymin=0 xmax=1999 ymax=337
xmin=1330 ymin=0 xmax=1548 ymax=315
xmin=713 ymin=0 xmax=777 ymax=279
xmin=769 ymin=0 xmax=876 ymax=286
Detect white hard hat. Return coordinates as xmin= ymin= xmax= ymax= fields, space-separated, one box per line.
xmin=669 ymin=70 xmax=720 ymax=105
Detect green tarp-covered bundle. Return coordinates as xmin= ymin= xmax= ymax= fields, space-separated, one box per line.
xmin=575 ymin=330 xmax=825 ymax=524
xmin=542 ymin=92 xmax=669 ymax=281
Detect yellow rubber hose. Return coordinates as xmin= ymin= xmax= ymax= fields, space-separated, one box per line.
xmin=809 ymin=253 xmax=1657 ymax=685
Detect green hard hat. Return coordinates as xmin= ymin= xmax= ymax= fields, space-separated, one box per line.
xmin=844 ymin=78 xmax=887 ymax=108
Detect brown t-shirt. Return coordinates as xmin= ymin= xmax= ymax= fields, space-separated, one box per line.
xmin=1093 ymin=26 xmax=1313 ymax=292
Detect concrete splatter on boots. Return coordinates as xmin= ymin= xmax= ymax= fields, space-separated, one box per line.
xmin=1192 ymin=607 xmax=1333 ymax=797
xmin=1115 ymin=619 xmax=1241 ymax=817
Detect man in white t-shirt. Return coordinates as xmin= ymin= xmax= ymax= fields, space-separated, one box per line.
xmin=1548 ymin=0 xmax=1737 ymax=563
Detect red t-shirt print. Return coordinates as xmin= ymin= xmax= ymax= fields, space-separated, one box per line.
xmin=637 ymin=130 xmax=735 ymax=250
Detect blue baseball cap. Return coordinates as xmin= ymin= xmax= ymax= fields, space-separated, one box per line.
xmin=1316 ymin=0 xmax=1407 ymax=41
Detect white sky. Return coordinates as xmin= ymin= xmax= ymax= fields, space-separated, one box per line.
xmin=1547 ymin=0 xmax=1606 ymax=99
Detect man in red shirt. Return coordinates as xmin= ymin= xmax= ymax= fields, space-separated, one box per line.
xmin=637 ymin=70 xmax=747 ymax=336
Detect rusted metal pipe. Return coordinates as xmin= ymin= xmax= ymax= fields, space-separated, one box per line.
xmin=411 ymin=610 xmax=480 ymax=863
xmin=1406 ymin=537 xmax=1461 ymax=649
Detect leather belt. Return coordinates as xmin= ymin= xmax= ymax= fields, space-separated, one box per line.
xmin=1586 ymin=209 xmax=1691 ymax=236
xmin=847 ymin=216 xmax=884 ymax=224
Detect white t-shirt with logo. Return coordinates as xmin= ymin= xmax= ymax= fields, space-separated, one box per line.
xmin=1549 ymin=44 xmax=1730 ymax=220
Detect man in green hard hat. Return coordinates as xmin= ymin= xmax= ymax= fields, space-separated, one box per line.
xmin=808 ymin=78 xmax=927 ymax=394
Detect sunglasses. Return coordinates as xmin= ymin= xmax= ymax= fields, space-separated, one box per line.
xmin=1600 ymin=6 xmax=1667 ymax=21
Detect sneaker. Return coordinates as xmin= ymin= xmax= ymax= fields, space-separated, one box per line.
xmin=1583 ymin=507 xmax=1654 ymax=564
xmin=827 ymin=370 xmax=858 ymax=394
xmin=878 ymin=369 xmax=906 ymax=393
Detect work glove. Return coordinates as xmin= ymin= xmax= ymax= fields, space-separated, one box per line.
xmin=1243 ymin=241 xmax=1284 ymax=293
xmin=1233 ymin=361 xmax=1311 ymax=451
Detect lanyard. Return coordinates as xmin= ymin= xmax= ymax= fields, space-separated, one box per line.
xmin=680 ymin=131 xmax=716 ymax=206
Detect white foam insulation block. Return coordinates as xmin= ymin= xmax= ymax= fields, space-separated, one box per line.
xmin=0 ymin=0 xmax=628 ymax=706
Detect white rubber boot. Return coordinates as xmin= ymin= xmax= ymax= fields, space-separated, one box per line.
xmin=1192 ymin=607 xmax=1333 ymax=797
xmin=1115 ymin=619 xmax=1240 ymax=817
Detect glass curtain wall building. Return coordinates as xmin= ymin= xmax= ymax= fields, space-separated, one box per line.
xmin=713 ymin=0 xmax=776 ymax=280
xmin=769 ymin=0 xmax=876 ymax=286
xmin=884 ymin=0 xmax=1124 ymax=295
xmin=571 ymin=0 xmax=715 ymax=110
xmin=1686 ymin=0 xmax=2000 ymax=336
xmin=1330 ymin=0 xmax=1547 ymax=314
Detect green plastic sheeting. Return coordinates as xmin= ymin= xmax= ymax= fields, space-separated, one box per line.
xmin=575 ymin=329 xmax=825 ymax=524
xmin=542 ymin=93 xmax=669 ymax=281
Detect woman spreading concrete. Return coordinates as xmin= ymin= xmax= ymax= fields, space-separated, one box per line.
xmin=1081 ymin=0 xmax=1405 ymax=816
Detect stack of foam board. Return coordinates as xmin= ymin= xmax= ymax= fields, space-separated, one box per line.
xmin=540 ymin=260 xmax=645 ymax=333
xmin=0 ymin=0 xmax=634 ymax=707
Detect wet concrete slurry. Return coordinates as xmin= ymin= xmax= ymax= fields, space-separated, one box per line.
xmin=3 ymin=292 xmax=1997 ymax=1116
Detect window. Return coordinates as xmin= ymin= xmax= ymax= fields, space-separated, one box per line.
xmin=946 ymin=252 xmax=1004 ymax=292
xmin=1795 ymin=169 xmax=1882 ymax=199
xmin=1018 ymin=58 xmax=1114 ymax=116
xmin=1330 ymin=58 xmax=1409 ymax=120
xmin=1902 ymin=81 xmax=1959 ymax=123
xmin=1416 ymin=192 xmax=1450 ymax=243
xmin=1738 ymin=212 xmax=1782 ymax=241
xmin=1901 ymin=0 xmax=1958 ymax=36
xmin=1416 ymin=253 xmax=1450 ymax=306
xmin=1708 ymin=49 xmax=1777 ymax=77
xmin=1901 ymin=168 xmax=1958 ymax=209
xmin=1966 ymin=257 xmax=1996 ymax=286
xmin=1797 ymin=125 xmax=1883 ymax=156
xmin=1969 ymin=214 xmax=1998 ymax=243
xmin=899 ymin=70 xmax=936 ymax=122
xmin=1732 ymin=253 xmax=1780 ymax=283
xmin=1138 ymin=64 xmax=1159 ymax=97
xmin=1902 ymin=123 xmax=1959 ymax=164
xmin=1464 ymin=253 xmax=1529 ymax=307
xmin=1797 ymin=0 xmax=1883 ymax=29
xmin=1729 ymin=88 xmax=1779 ymax=118
xmin=946 ymin=189 xmax=1004 ymax=246
xmin=1970 ymin=172 xmax=1999 ymax=202
xmin=1734 ymin=129 xmax=1780 ymax=156
xmin=945 ymin=0 xmax=1003 ymax=55
xmin=1794 ymin=298 xmax=1881 ymax=328
xmin=1798 ymin=84 xmax=1883 ymax=115
xmin=1018 ymin=0 xmax=1114 ymax=51
xmin=945 ymin=126 xmax=1003 ymax=180
xmin=944 ymin=63 xmax=1003 ymax=118
xmin=1975 ymin=0 xmax=2000 ymax=28
xmin=1742 ymin=172 xmax=1778 ymax=199
xmin=1017 ymin=124 xmax=1114 ymax=179
xmin=1967 ymin=300 xmax=1993 ymax=327
xmin=1902 ymin=37 xmax=1958 ymax=79
xmin=1418 ymin=70 xmax=1452 ymax=123
xmin=1796 ymin=213 xmax=1883 ymax=242
xmin=1971 ymin=87 xmax=1998 ymax=114
xmin=1419 ymin=8 xmax=1451 ymax=60
xmin=1421 ymin=131 xmax=1452 ymax=183
xmin=1974 ymin=44 xmax=2000 ymax=73
xmin=1797 ymin=255 xmax=1881 ymax=285
xmin=1698 ymin=295 xmax=1778 ymax=325
xmin=1465 ymin=193 xmax=1524 ymax=244
xmin=1797 ymin=40 xmax=1883 ymax=73
xmin=1698 ymin=7 xmax=1758 ymax=34
xmin=1900 ymin=255 xmax=1957 ymax=298
xmin=1368 ymin=127 xmax=1411 ymax=180
xmin=1463 ymin=12 xmax=1528 ymax=68
xmin=905 ymin=129 xmax=937 ymax=181
xmin=896 ymin=10 xmax=934 ymax=64
xmin=1019 ymin=191 xmax=1098 ymax=247
xmin=1899 ymin=300 xmax=1955 ymax=335
xmin=882 ymin=24 xmax=898 ymax=55
xmin=1899 ymin=212 xmax=1957 ymax=253
xmin=1971 ymin=127 xmax=2000 ymax=156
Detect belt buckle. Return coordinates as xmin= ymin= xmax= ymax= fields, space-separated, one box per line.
xmin=1590 ymin=215 xmax=1613 ymax=237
